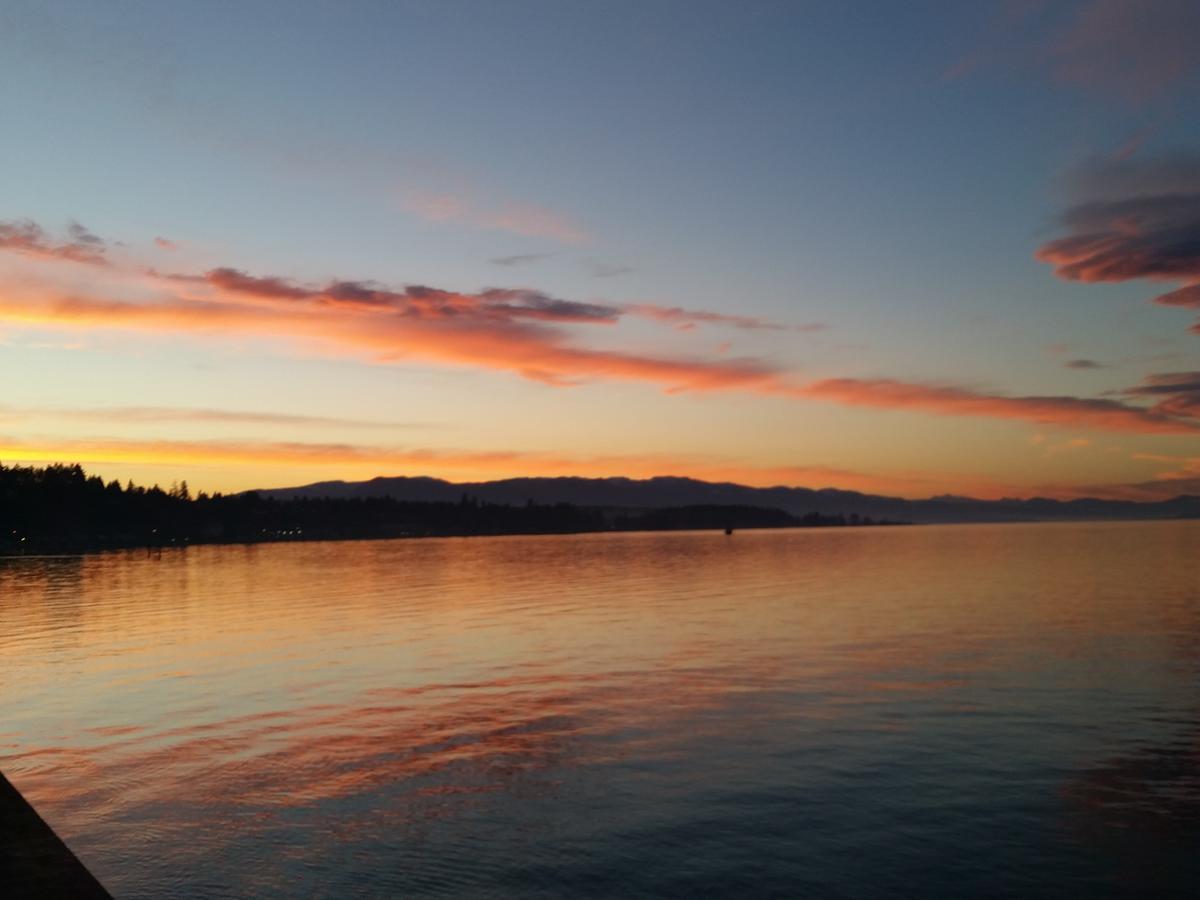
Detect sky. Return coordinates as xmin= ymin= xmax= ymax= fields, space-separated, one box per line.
xmin=1 ymin=0 xmax=1199 ymax=500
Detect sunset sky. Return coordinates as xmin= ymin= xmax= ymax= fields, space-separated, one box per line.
xmin=2 ymin=0 xmax=1199 ymax=499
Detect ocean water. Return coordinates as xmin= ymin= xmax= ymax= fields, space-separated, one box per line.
xmin=1 ymin=522 xmax=1198 ymax=898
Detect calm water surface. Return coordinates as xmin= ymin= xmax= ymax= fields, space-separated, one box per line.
xmin=2 ymin=522 xmax=1198 ymax=898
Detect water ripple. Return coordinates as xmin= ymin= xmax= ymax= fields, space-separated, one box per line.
xmin=2 ymin=523 xmax=1199 ymax=897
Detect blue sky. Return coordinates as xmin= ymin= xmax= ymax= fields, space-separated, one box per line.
xmin=1 ymin=1 xmax=1198 ymax=497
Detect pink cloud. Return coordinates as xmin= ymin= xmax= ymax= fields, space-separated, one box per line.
xmin=794 ymin=377 xmax=1199 ymax=435
xmin=402 ymin=190 xmax=589 ymax=244
xmin=0 ymin=291 xmax=782 ymax=394
xmin=0 ymin=219 xmax=108 ymax=266
xmin=1035 ymin=154 xmax=1200 ymax=333
xmin=949 ymin=0 xmax=1200 ymax=105
xmin=1048 ymin=0 xmax=1200 ymax=104
xmin=1154 ymin=283 xmax=1200 ymax=310
xmin=4 ymin=215 xmax=1199 ymax=438
xmin=623 ymin=304 xmax=825 ymax=333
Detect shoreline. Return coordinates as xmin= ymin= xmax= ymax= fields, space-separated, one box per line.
xmin=0 ymin=518 xmax=911 ymax=558
xmin=5 ymin=516 xmax=1198 ymax=560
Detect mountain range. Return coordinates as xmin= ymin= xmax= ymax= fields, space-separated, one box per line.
xmin=253 ymin=476 xmax=1200 ymax=524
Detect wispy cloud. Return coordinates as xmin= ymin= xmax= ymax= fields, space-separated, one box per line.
xmin=949 ymin=0 xmax=1200 ymax=105
xmin=0 ymin=405 xmax=429 ymax=430
xmin=5 ymin=216 xmax=1199 ymax=438
xmin=1047 ymin=0 xmax=1200 ymax=104
xmin=402 ymin=190 xmax=589 ymax=244
xmin=1062 ymin=449 xmax=1200 ymax=499
xmin=489 ymin=253 xmax=554 ymax=267
xmin=23 ymin=292 xmax=1188 ymax=437
xmin=796 ymin=377 xmax=1199 ymax=435
xmin=0 ymin=290 xmax=780 ymax=393
xmin=1120 ymin=370 xmax=1200 ymax=419
xmin=1112 ymin=126 xmax=1154 ymax=162
xmin=199 ymin=266 xmax=314 ymax=300
xmin=159 ymin=267 xmax=623 ymax=323
xmin=0 ymin=218 xmax=109 ymax=266
xmin=1154 ymin=283 xmax=1200 ymax=315
xmin=1065 ymin=358 xmax=1105 ymax=369
xmin=1035 ymin=435 xmax=1093 ymax=457
xmin=1035 ymin=154 xmax=1200 ymax=334
xmin=623 ymin=304 xmax=825 ymax=333
xmin=585 ymin=259 xmax=635 ymax=279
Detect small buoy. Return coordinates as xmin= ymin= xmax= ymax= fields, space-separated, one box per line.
xmin=724 ymin=527 xmax=733 ymax=535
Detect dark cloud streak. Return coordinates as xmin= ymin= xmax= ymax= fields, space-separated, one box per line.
xmin=1122 ymin=371 xmax=1200 ymax=419
xmin=489 ymin=253 xmax=553 ymax=267
xmin=1036 ymin=155 xmax=1200 ymax=334
xmin=0 ymin=218 xmax=109 ymax=266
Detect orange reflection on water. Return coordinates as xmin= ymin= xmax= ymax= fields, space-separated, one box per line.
xmin=3 ymin=522 xmax=1199 ymax=896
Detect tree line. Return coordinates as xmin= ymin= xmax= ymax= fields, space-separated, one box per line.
xmin=1 ymin=462 xmax=904 ymax=554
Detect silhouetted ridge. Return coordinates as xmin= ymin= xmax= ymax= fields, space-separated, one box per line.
xmin=256 ymin=475 xmax=1200 ymax=523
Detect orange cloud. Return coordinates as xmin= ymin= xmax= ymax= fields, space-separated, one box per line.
xmin=5 ymin=217 xmax=1199 ymax=438
xmin=795 ymin=378 xmax=1199 ymax=435
xmin=0 ymin=290 xmax=782 ymax=392
xmin=5 ymin=290 xmax=1197 ymax=436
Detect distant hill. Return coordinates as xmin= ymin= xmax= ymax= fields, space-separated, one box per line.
xmin=253 ymin=475 xmax=1200 ymax=524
